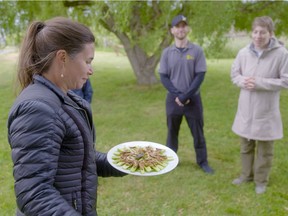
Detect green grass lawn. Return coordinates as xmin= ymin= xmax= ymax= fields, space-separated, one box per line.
xmin=0 ymin=51 xmax=288 ymax=216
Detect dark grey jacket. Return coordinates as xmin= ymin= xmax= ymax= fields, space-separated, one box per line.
xmin=8 ymin=75 xmax=124 ymax=216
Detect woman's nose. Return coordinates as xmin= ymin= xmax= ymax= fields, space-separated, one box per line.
xmin=88 ymin=65 xmax=93 ymax=75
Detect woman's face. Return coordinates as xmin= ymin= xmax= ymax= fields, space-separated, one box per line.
xmin=65 ymin=43 xmax=95 ymax=90
xmin=252 ymin=25 xmax=272 ymax=50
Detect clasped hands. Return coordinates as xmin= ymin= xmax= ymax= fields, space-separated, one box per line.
xmin=175 ymin=97 xmax=190 ymax=107
xmin=244 ymin=77 xmax=256 ymax=90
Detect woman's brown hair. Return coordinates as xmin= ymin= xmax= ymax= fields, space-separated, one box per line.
xmin=17 ymin=17 xmax=95 ymax=91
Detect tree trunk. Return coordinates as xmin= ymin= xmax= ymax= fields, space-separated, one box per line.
xmin=127 ymin=53 xmax=159 ymax=85
xmin=116 ymin=32 xmax=159 ymax=85
xmin=98 ymin=3 xmax=173 ymax=85
xmin=125 ymin=45 xmax=159 ymax=85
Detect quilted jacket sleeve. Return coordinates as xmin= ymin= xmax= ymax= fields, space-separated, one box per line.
xmin=8 ymin=100 xmax=81 ymax=216
xmin=95 ymin=151 xmax=127 ymax=177
xmin=83 ymin=79 xmax=93 ymax=103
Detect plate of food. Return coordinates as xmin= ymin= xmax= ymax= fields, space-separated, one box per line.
xmin=107 ymin=141 xmax=179 ymax=176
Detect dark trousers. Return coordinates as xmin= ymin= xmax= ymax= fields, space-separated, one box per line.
xmin=165 ymin=93 xmax=208 ymax=166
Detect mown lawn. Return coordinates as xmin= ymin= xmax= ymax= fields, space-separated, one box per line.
xmin=0 ymin=51 xmax=287 ymax=216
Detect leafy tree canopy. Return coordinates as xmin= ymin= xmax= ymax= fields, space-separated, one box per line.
xmin=1 ymin=0 xmax=288 ymax=84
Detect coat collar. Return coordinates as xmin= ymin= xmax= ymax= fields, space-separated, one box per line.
xmin=33 ymin=74 xmax=66 ymax=101
xmin=33 ymin=74 xmax=89 ymax=110
xmin=171 ymin=41 xmax=194 ymax=51
xmin=249 ymin=37 xmax=282 ymax=56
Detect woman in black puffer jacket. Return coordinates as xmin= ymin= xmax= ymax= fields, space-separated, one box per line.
xmin=7 ymin=17 xmax=125 ymax=216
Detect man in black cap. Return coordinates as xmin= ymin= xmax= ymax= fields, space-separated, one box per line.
xmin=159 ymin=15 xmax=213 ymax=174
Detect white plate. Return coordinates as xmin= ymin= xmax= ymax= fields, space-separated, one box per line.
xmin=107 ymin=141 xmax=179 ymax=176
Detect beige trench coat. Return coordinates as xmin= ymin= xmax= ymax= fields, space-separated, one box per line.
xmin=231 ymin=38 xmax=288 ymax=141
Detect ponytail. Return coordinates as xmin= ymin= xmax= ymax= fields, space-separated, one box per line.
xmin=17 ymin=21 xmax=46 ymax=90
xmin=17 ymin=17 xmax=95 ymax=92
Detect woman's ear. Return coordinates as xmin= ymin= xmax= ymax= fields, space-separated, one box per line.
xmin=55 ymin=50 xmax=67 ymax=64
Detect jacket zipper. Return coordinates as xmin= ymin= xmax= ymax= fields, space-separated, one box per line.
xmin=65 ymin=101 xmax=93 ymax=131
xmin=73 ymin=198 xmax=78 ymax=210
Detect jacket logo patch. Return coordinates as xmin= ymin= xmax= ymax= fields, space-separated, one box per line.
xmin=186 ymin=54 xmax=194 ymax=60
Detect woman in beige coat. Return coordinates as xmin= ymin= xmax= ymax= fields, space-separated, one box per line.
xmin=231 ymin=16 xmax=288 ymax=194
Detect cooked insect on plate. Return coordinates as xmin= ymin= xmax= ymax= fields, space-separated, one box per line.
xmin=112 ymin=146 xmax=173 ymax=174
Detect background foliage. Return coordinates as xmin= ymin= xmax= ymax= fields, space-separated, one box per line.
xmin=1 ymin=1 xmax=288 ymax=215
xmin=1 ymin=1 xmax=288 ymax=84
xmin=1 ymin=41 xmax=288 ymax=215
xmin=1 ymin=0 xmax=288 ymax=55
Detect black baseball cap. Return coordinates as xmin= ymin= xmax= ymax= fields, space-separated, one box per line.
xmin=171 ymin=15 xmax=188 ymax=27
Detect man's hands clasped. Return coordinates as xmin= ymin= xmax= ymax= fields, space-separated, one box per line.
xmin=175 ymin=97 xmax=190 ymax=107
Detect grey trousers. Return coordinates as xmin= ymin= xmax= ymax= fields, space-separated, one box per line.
xmin=240 ymin=137 xmax=274 ymax=186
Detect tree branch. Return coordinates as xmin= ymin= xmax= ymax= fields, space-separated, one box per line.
xmin=63 ymin=0 xmax=95 ymax=8
xmin=239 ymin=1 xmax=275 ymax=13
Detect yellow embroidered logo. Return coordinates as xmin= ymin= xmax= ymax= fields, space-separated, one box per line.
xmin=186 ymin=55 xmax=194 ymax=60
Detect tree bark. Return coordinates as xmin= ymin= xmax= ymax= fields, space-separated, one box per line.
xmin=99 ymin=9 xmax=172 ymax=85
xmin=116 ymin=31 xmax=172 ymax=85
xmin=64 ymin=1 xmax=173 ymax=85
xmin=116 ymin=32 xmax=158 ymax=85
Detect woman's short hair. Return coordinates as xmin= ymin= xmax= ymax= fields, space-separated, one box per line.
xmin=252 ymin=16 xmax=275 ymax=33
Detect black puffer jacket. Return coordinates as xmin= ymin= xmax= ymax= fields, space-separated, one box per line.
xmin=8 ymin=75 xmax=124 ymax=216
